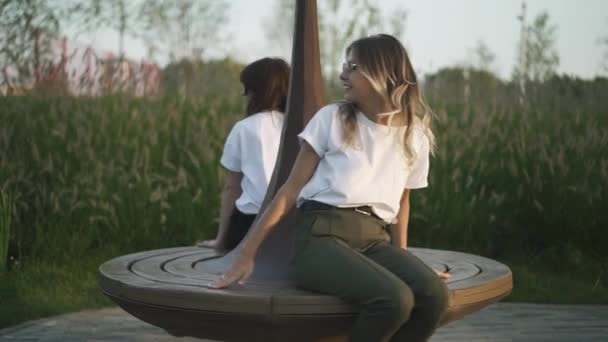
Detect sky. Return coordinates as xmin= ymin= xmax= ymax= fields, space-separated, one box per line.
xmin=88 ymin=0 xmax=608 ymax=80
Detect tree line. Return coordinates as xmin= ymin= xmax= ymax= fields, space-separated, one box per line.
xmin=0 ymin=0 xmax=607 ymax=101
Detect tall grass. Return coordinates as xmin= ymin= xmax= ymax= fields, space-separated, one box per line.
xmin=0 ymin=90 xmax=606 ymax=289
xmin=0 ymin=191 xmax=13 ymax=272
xmin=0 ymin=95 xmax=243 ymax=261
xmin=410 ymin=100 xmax=608 ymax=281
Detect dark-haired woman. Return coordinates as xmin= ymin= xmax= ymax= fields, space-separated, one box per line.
xmin=199 ymin=57 xmax=290 ymax=252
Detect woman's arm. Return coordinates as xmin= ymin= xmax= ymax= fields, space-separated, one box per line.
xmin=390 ymin=189 xmax=411 ymax=250
xmin=393 ymin=188 xmax=451 ymax=280
xmin=209 ymin=169 xmax=242 ymax=250
xmin=209 ymin=142 xmax=321 ymax=288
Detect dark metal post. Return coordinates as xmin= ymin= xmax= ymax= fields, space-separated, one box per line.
xmin=251 ymin=0 xmax=325 ymax=281
xmin=206 ymin=0 xmax=326 ymax=282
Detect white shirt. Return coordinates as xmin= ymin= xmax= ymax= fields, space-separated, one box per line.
xmin=220 ymin=110 xmax=284 ymax=214
xmin=297 ymin=104 xmax=430 ymax=223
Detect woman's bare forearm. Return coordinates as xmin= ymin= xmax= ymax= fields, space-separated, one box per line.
xmin=214 ymin=170 xmax=243 ymax=246
xmin=391 ymin=189 xmax=411 ymax=250
xmin=237 ymin=142 xmax=320 ymax=258
xmin=391 ymin=212 xmax=409 ymax=249
xmin=216 ymin=185 xmax=240 ymax=242
xmin=237 ymin=185 xmax=296 ymax=257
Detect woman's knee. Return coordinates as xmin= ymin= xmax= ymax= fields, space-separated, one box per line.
xmin=371 ymin=283 xmax=416 ymax=323
xmin=418 ymin=279 xmax=450 ymax=314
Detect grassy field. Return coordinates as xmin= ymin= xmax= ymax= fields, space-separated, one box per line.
xmin=0 ymin=252 xmax=113 ymax=328
xmin=1 ymin=94 xmax=607 ymax=328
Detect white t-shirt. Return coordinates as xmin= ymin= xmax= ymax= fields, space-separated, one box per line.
xmin=297 ymin=103 xmax=430 ymax=223
xmin=220 ymin=110 xmax=284 ymax=214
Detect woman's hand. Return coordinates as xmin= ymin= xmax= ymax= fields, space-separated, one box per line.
xmin=196 ymin=239 xmax=217 ymax=248
xmin=434 ymin=269 xmax=451 ymax=281
xmin=196 ymin=238 xmax=228 ymax=253
xmin=207 ymin=253 xmax=255 ymax=289
xmin=208 ymin=143 xmax=320 ymax=290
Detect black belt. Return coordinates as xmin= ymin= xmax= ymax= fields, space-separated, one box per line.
xmin=300 ymin=200 xmax=381 ymax=220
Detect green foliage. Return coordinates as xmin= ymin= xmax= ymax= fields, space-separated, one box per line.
xmin=0 ymin=252 xmax=113 ymax=328
xmin=0 ymin=74 xmax=607 ymax=327
xmin=140 ymin=0 xmax=230 ymax=61
xmin=602 ymin=36 xmax=608 ymax=75
xmin=0 ymin=191 xmax=13 ymax=272
xmin=472 ymin=39 xmax=496 ymax=71
xmin=415 ymin=73 xmax=608 ymax=278
xmin=514 ymin=11 xmax=560 ymax=82
xmin=1 ymin=80 xmax=607 ymax=274
xmin=161 ymin=57 xmax=244 ymax=102
xmin=62 ymin=0 xmax=145 ymax=59
xmin=0 ymin=0 xmax=61 ymax=79
xmin=0 ymin=95 xmax=244 ymax=262
xmin=507 ymin=264 xmax=608 ymax=303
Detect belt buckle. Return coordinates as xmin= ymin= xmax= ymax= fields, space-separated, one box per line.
xmin=354 ymin=207 xmax=371 ymax=216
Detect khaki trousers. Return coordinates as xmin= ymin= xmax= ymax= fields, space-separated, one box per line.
xmin=291 ymin=208 xmax=449 ymax=342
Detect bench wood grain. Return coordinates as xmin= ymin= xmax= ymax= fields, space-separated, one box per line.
xmin=99 ymin=246 xmax=512 ymax=342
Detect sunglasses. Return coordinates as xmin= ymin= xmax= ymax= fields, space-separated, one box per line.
xmin=342 ymin=61 xmax=358 ymax=73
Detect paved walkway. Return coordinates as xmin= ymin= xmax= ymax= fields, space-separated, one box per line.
xmin=1 ymin=303 xmax=607 ymax=341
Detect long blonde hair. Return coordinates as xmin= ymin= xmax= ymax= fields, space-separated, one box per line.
xmin=339 ymin=34 xmax=435 ymax=163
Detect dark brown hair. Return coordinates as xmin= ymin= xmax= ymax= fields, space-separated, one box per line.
xmin=240 ymin=57 xmax=290 ymax=116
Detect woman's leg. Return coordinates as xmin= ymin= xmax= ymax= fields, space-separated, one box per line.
xmin=293 ymin=236 xmax=416 ymax=342
xmin=222 ymin=209 xmax=256 ymax=250
xmin=364 ymin=241 xmax=449 ymax=342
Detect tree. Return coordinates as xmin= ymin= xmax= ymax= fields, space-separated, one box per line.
xmin=526 ymin=12 xmax=559 ymax=82
xmin=424 ymin=67 xmax=503 ymax=111
xmin=514 ymin=10 xmax=560 ymax=83
xmin=263 ymin=0 xmax=295 ymax=58
xmin=140 ymin=0 xmax=230 ymax=62
xmin=463 ymin=39 xmax=499 ymax=110
xmin=161 ymin=57 xmax=242 ymax=102
xmin=599 ymin=26 xmax=608 ymax=75
xmin=137 ymin=0 xmax=229 ymax=99
xmin=472 ymin=39 xmax=495 ymax=72
xmin=0 ymin=0 xmax=61 ymax=86
xmin=64 ymin=0 xmax=146 ymax=60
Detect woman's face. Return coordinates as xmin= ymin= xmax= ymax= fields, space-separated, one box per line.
xmin=339 ymin=50 xmax=376 ymax=106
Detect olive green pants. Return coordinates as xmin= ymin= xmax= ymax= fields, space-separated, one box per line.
xmin=291 ymin=208 xmax=449 ymax=342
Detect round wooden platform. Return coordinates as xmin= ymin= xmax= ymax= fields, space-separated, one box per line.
xmin=98 ymin=246 xmax=512 ymax=342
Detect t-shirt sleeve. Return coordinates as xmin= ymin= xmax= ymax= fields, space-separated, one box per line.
xmin=405 ymin=130 xmax=430 ymax=189
xmin=220 ymin=122 xmax=242 ymax=172
xmin=297 ymin=104 xmax=334 ymax=157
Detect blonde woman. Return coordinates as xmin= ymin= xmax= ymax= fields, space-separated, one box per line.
xmin=211 ymin=35 xmax=448 ymax=342
xmin=199 ymin=58 xmax=290 ymax=252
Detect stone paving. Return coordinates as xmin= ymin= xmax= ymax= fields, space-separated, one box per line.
xmin=1 ymin=303 xmax=607 ymax=341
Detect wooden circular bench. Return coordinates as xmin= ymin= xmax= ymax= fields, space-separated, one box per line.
xmin=99 ymin=246 xmax=511 ymax=341
xmin=98 ymin=2 xmax=512 ymax=340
